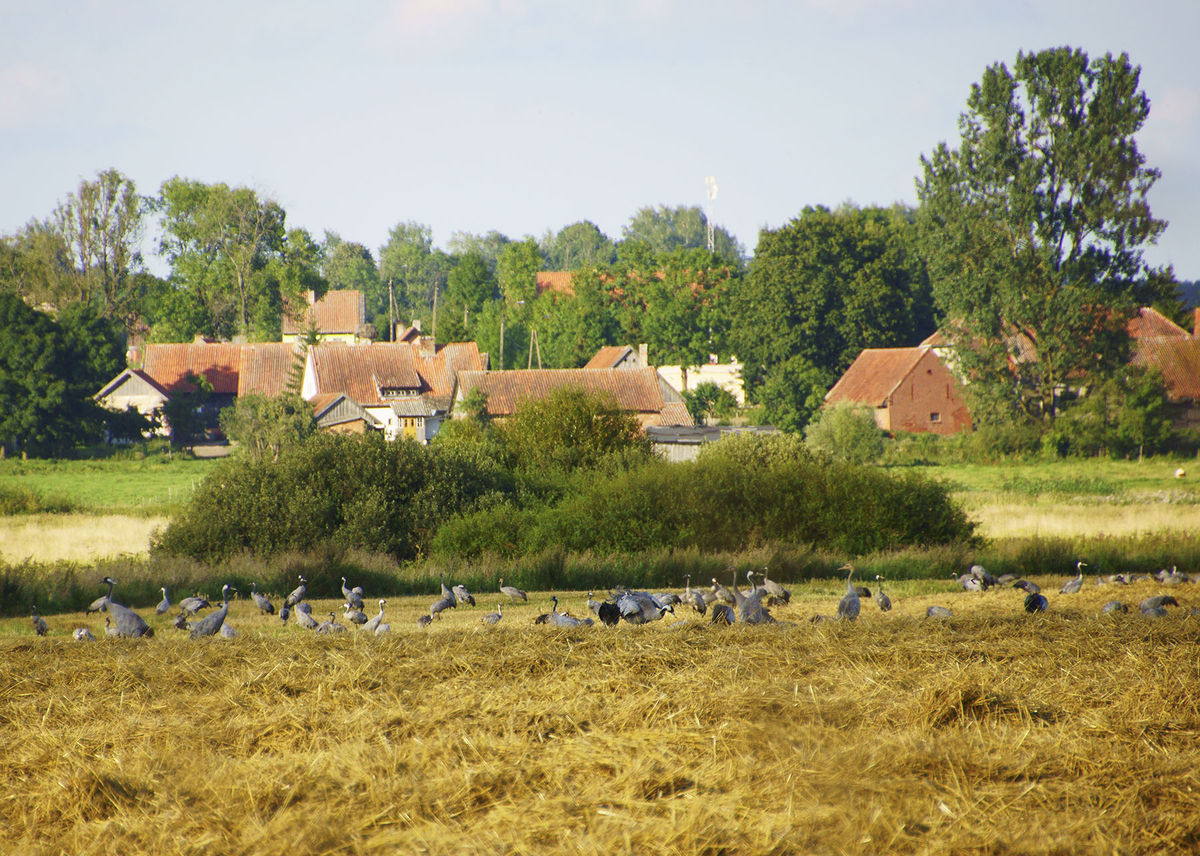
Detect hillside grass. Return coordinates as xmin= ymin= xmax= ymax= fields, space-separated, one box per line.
xmin=3 ymin=579 xmax=1200 ymax=855
xmin=0 ymin=453 xmax=218 ymax=517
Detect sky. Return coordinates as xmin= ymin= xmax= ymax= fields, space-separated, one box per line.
xmin=3 ymin=0 xmax=1198 ymax=278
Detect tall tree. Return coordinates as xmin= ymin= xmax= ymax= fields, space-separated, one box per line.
xmin=157 ymin=178 xmax=287 ymax=338
xmin=447 ymin=230 xmax=510 ymax=273
xmin=540 ymin=220 xmax=615 ymax=270
xmin=731 ymin=204 xmax=934 ymax=396
xmin=440 ymin=251 xmax=495 ymax=341
xmin=323 ymin=232 xmax=383 ymax=319
xmin=378 ymin=221 xmax=449 ymax=324
xmin=621 ymin=204 xmax=744 ymax=264
xmin=917 ymin=48 xmax=1169 ymax=423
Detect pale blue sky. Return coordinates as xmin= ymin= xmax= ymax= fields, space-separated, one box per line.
xmin=3 ymin=1 xmax=1198 ymax=277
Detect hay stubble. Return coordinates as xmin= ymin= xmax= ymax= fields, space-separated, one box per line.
xmin=3 ymin=584 xmax=1200 ymax=855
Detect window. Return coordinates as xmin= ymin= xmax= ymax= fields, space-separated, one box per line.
xmin=930 ymin=412 xmax=941 ymax=423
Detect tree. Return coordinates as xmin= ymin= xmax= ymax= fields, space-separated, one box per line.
xmin=731 ymin=204 xmax=934 ymax=396
xmin=157 ymin=178 xmax=288 ymax=338
xmin=804 ymin=403 xmax=884 ymax=464
xmin=683 ymin=381 xmax=738 ymax=425
xmin=917 ymin=48 xmax=1169 ymax=424
xmin=442 ymin=251 xmax=495 ymax=340
xmin=323 ymin=232 xmax=383 ymax=320
xmin=755 ymin=356 xmax=834 ymax=434
xmin=0 ymin=294 xmax=105 ymax=456
xmin=634 ymin=249 xmax=736 ymax=371
xmin=447 ymin=230 xmax=510 ymax=273
xmin=540 ymin=220 xmax=615 ymax=269
xmin=218 ymin=393 xmax=316 ymax=461
xmin=621 ymin=204 xmax=744 ymax=264
xmin=378 ymin=221 xmax=450 ymax=326
xmin=495 ymin=386 xmax=652 ymax=473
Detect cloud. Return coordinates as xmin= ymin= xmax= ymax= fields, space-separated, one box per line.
xmin=0 ymin=63 xmax=70 ymax=129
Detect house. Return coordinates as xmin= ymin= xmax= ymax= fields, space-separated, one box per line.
xmin=451 ymin=367 xmax=693 ymax=427
xmin=585 ymin=344 xmax=650 ymax=370
xmin=586 ymin=343 xmax=746 ymax=407
xmin=95 ymin=342 xmax=245 ymax=439
xmin=300 ymin=338 xmax=487 ymax=443
xmin=310 ymin=393 xmax=384 ymax=435
xmin=825 ymin=346 xmax=972 ymax=435
xmin=282 ymin=289 xmax=368 ymax=344
xmin=237 ymin=343 xmax=301 ymax=398
xmin=1131 ymin=308 xmax=1200 ymax=430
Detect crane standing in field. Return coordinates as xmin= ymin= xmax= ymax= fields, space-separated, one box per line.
xmin=837 ymin=565 xmax=861 ymax=621
xmin=364 ymin=599 xmax=388 ymax=634
xmin=190 ymin=584 xmax=236 ymax=639
xmin=86 ymin=577 xmax=115 ymax=614
xmin=285 ymin=576 xmax=308 ymax=609
xmin=482 ymin=603 xmax=503 ymax=626
xmin=499 ymin=578 xmax=527 ymax=603
xmin=31 ymin=605 xmax=48 ymax=636
xmin=341 ymin=577 xmax=365 ymax=610
xmin=101 ymin=578 xmax=154 ymax=638
xmin=1060 ymin=561 xmax=1087 ymax=594
xmin=156 ymin=587 xmax=171 ymax=615
xmin=250 ymin=582 xmax=275 ymax=615
xmin=874 ymin=575 xmax=892 ymax=612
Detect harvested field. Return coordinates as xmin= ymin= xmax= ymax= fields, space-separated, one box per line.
xmin=3 ymin=579 xmax=1200 ymax=855
xmin=0 ymin=514 xmax=167 ymax=563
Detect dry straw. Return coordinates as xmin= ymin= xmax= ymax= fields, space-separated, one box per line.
xmin=2 ymin=579 xmax=1199 ymax=855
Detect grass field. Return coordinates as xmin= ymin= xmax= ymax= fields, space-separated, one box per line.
xmin=3 ymin=578 xmax=1199 ymax=855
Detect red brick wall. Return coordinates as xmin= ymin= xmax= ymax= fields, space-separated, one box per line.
xmin=884 ymin=350 xmax=972 ymax=435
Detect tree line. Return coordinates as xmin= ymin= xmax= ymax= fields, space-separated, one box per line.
xmin=1 ymin=46 xmax=1195 ymax=457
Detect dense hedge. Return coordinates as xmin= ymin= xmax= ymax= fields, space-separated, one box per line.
xmin=431 ymin=433 xmax=976 ymax=559
xmin=153 ymin=433 xmax=515 ymax=561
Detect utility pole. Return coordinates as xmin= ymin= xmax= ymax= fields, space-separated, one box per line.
xmin=705 ymin=176 xmax=718 ymax=253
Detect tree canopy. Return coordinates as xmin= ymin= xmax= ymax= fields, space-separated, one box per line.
xmin=917 ymin=47 xmax=1169 ymax=424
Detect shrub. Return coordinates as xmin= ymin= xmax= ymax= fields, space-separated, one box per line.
xmin=804 ymin=403 xmax=884 ymax=464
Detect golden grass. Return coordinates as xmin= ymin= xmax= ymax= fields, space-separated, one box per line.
xmin=0 ymin=514 xmax=166 ymax=563
xmin=964 ymin=499 xmax=1200 ymax=539
xmin=4 ymin=579 xmax=1200 ymax=855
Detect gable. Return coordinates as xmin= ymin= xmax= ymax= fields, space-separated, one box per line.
xmin=1133 ymin=337 xmax=1200 ymax=401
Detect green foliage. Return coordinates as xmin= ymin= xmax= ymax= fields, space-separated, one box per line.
xmin=621 ymin=204 xmax=744 ymax=264
xmin=540 ymin=220 xmax=616 ymax=270
xmin=0 ymin=483 xmax=77 ymax=515
xmin=756 ymin=356 xmax=833 ymax=434
xmin=917 ymin=47 xmax=1169 ymax=423
xmin=218 ymin=393 xmax=316 ymax=461
xmin=0 ymin=294 xmax=106 ymax=456
xmin=733 ymin=204 xmax=933 ymax=398
xmin=804 ymin=403 xmax=885 ymax=464
xmin=1042 ymin=367 xmax=1180 ymax=458
xmin=494 ymin=386 xmax=653 ymax=474
xmin=683 ymin=381 xmax=738 ymax=425
xmin=153 ymin=433 xmax=514 ymax=562
xmin=158 ymin=371 xmax=212 ymax=449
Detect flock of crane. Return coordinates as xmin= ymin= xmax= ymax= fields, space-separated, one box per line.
xmin=24 ymin=560 xmax=1196 ymax=640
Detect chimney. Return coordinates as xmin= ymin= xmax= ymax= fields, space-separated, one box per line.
xmin=418 ymin=335 xmax=436 ymax=358
xmin=306 ymin=289 xmax=317 ymax=305
xmin=638 ymin=343 xmax=649 ymax=367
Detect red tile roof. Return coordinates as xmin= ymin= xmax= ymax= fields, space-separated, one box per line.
xmin=238 ymin=343 xmax=300 ymax=397
xmin=455 ymin=368 xmax=678 ymax=417
xmin=1128 ymin=306 xmax=1190 ymax=340
xmin=584 ymin=346 xmax=633 ymax=369
xmin=825 ymin=348 xmax=930 ymax=407
xmin=535 ymin=271 xmax=575 ymax=297
xmin=307 ymin=341 xmax=486 ymax=406
xmin=1132 ymin=337 xmax=1200 ymax=401
xmin=281 ymin=290 xmax=365 ymax=335
xmin=142 ymin=343 xmax=244 ymax=394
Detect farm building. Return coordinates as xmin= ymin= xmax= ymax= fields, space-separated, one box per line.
xmin=281 ymin=289 xmax=370 ymax=344
xmin=452 ymin=367 xmax=692 ymax=428
xmin=825 ymin=346 xmax=972 ymax=435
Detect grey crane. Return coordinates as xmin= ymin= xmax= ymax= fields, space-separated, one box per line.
xmin=343 ymin=603 xmax=368 ymax=626
xmin=439 ymin=574 xmax=454 ymax=602
xmin=31 ymin=605 xmax=48 ymax=636
xmin=86 ymin=576 xmax=115 ymax=614
xmin=173 ymin=612 xmax=191 ymax=631
xmin=156 ymin=587 xmax=171 ymax=615
xmin=586 ymin=592 xmax=603 ymax=615
xmin=364 ymin=599 xmax=388 ymax=633
xmin=190 ymin=584 xmax=236 ymax=639
xmin=615 ymin=590 xmax=674 ymax=625
xmin=969 ymin=563 xmax=998 ymax=588
xmin=1013 ymin=579 xmax=1041 ymax=595
xmin=452 ymin=583 xmax=476 ymax=607
xmin=759 ymin=566 xmax=791 ymax=605
xmin=429 ymin=593 xmax=456 ymax=619
xmin=105 ymin=580 xmax=154 ymax=638
xmin=416 ymin=614 xmax=433 ymax=628
xmin=1059 ymin=561 xmax=1086 ymax=594
xmin=873 ymin=575 xmax=892 ymax=612
xmin=1102 ymin=601 xmax=1129 ymax=614
xmin=925 ymin=605 xmax=954 ymax=620
xmin=250 ymin=582 xmax=275 ymax=615
xmin=710 ymin=576 xmax=735 ymax=605
xmin=681 ymin=575 xmax=707 ymax=616
xmin=104 ymin=616 xmax=120 ymax=637
xmin=836 ymin=565 xmax=860 ymax=621
xmin=1024 ymin=592 xmax=1049 ymax=613
xmin=295 ymin=606 xmax=320 ymax=630
xmin=1140 ymin=594 xmax=1179 ymax=612
xmin=597 ymin=601 xmax=621 ymax=626
xmin=316 ymin=611 xmax=347 ymax=634
xmin=498 ymin=577 xmax=527 ymax=603
xmin=1159 ymin=565 xmax=1189 ymax=586
xmin=279 ymin=604 xmax=290 ymax=625
xmin=482 ymin=603 xmax=503 ymax=625
xmin=178 ymin=593 xmax=210 ymax=616
xmin=220 ymin=623 xmax=238 ymax=638
xmin=341 ymin=577 xmax=365 ymax=610
xmin=548 ymin=596 xmax=593 ymax=627
xmin=284 ymin=575 xmax=308 ymax=608
xmin=710 ymin=603 xmax=735 ymax=625
xmin=738 ymin=571 xmax=774 ymax=624
xmin=955 ymin=572 xmax=985 ymax=592
xmin=73 ymin=627 xmax=96 ymax=641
